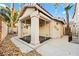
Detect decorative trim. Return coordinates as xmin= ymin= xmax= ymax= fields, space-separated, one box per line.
xmin=30 ymin=14 xmax=40 ymax=18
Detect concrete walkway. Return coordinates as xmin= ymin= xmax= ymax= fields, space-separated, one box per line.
xmin=36 ymin=36 xmax=79 ymax=56
xmin=71 ymin=36 xmax=79 ymax=44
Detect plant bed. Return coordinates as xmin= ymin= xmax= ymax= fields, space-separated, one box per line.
xmin=39 ymin=36 xmax=51 ymax=43
xmin=20 ymin=36 xmax=31 ymax=43
xmin=20 ymin=35 xmax=51 ymax=44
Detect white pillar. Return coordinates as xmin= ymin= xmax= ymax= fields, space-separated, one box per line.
xmin=28 ymin=25 xmax=31 ymax=35
xmin=18 ymin=20 xmax=22 ymax=38
xmin=31 ymin=16 xmax=39 ymax=45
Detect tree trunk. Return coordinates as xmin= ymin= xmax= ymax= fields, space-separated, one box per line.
xmin=66 ymin=10 xmax=69 ymax=27
xmin=10 ymin=3 xmax=14 ymax=34
xmin=66 ymin=10 xmax=70 ymax=35
xmin=10 ymin=19 xmax=14 ymax=34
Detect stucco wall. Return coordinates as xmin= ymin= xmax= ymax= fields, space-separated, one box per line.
xmin=2 ymin=22 xmax=8 ymax=40
xmin=0 ymin=20 xmax=2 ymax=41
xmin=58 ymin=22 xmax=64 ymax=37
xmin=39 ymin=20 xmax=64 ymax=39
xmin=39 ymin=22 xmax=50 ymax=37
xmin=54 ymin=20 xmax=63 ymax=38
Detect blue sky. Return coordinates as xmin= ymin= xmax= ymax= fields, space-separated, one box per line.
xmin=40 ymin=3 xmax=74 ymax=21
xmin=0 ymin=3 xmax=74 ymax=21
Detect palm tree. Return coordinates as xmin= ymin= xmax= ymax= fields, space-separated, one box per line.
xmin=0 ymin=3 xmax=18 ymax=33
xmin=10 ymin=3 xmax=14 ymax=33
xmin=64 ymin=4 xmax=73 ymax=35
xmin=0 ymin=6 xmax=10 ymax=24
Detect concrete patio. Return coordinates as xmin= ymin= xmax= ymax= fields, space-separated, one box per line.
xmin=36 ymin=36 xmax=79 ymax=56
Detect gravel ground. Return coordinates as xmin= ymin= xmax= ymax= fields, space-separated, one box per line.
xmin=25 ymin=50 xmax=41 ymax=56
xmin=0 ymin=34 xmax=41 ymax=56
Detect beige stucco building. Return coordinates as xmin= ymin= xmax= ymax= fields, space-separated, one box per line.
xmin=17 ymin=3 xmax=65 ymax=45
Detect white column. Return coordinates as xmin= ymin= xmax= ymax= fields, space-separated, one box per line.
xmin=31 ymin=16 xmax=39 ymax=45
xmin=18 ymin=20 xmax=22 ymax=38
xmin=28 ymin=25 xmax=31 ymax=35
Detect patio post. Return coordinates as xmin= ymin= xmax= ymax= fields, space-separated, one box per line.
xmin=30 ymin=10 xmax=40 ymax=45
xmin=18 ymin=20 xmax=22 ymax=38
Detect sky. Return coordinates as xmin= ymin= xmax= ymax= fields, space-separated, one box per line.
xmin=40 ymin=3 xmax=74 ymax=21
xmin=0 ymin=3 xmax=74 ymax=22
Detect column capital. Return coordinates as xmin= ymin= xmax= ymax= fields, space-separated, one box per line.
xmin=30 ymin=14 xmax=40 ymax=18
xmin=30 ymin=10 xmax=40 ymax=18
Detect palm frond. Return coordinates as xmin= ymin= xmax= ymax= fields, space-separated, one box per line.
xmin=65 ymin=4 xmax=73 ymax=10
